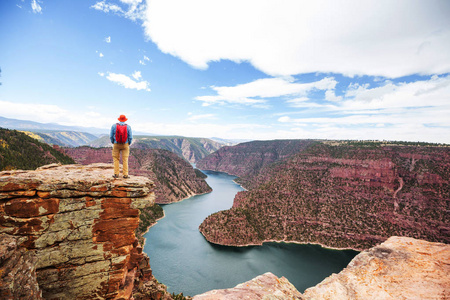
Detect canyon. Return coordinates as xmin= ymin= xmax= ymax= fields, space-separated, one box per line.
xmin=1 ymin=163 xmax=449 ymax=299
xmin=198 ymin=140 xmax=450 ymax=250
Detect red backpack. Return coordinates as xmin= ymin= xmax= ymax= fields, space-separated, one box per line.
xmin=115 ymin=123 xmax=128 ymax=144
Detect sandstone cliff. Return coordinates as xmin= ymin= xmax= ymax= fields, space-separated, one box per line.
xmin=196 ymin=139 xmax=314 ymax=181
xmin=0 ymin=163 xmax=167 ymax=299
xmin=199 ymin=141 xmax=450 ymax=250
xmin=193 ymin=236 xmax=450 ymax=299
xmin=64 ymin=146 xmax=211 ymax=204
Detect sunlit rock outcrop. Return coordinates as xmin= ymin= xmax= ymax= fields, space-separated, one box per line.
xmin=0 ymin=163 xmax=156 ymax=299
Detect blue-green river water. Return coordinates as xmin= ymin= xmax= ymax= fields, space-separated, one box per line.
xmin=143 ymin=170 xmax=358 ymax=296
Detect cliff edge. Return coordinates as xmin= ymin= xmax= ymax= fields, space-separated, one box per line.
xmin=0 ymin=163 xmax=157 ymax=299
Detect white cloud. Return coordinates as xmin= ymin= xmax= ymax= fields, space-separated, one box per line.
xmin=196 ymin=77 xmax=338 ymax=107
xmin=91 ymin=1 xmax=123 ymax=14
xmin=91 ymin=0 xmax=145 ymax=21
xmin=134 ymin=120 xmax=271 ymax=139
xmin=276 ymin=75 xmax=450 ymax=143
xmin=98 ymin=72 xmax=105 ymax=77
xmin=105 ymin=72 xmax=151 ymax=91
xmin=99 ymin=52 xmax=104 ymax=58
xmin=0 ymin=101 xmax=112 ymax=129
xmin=131 ymin=71 xmax=142 ymax=80
xmin=31 ymin=0 xmax=42 ymax=14
xmin=105 ymin=36 xmax=111 ymax=43
xmin=139 ymin=55 xmax=151 ymax=65
xmin=141 ymin=0 xmax=450 ymax=77
xmin=187 ymin=113 xmax=216 ymax=122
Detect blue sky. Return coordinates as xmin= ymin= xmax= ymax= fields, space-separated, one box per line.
xmin=1 ymin=0 xmax=450 ymax=143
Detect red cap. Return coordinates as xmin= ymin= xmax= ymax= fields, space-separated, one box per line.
xmin=118 ymin=115 xmax=128 ymax=122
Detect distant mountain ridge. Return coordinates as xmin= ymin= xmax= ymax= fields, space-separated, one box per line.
xmin=198 ymin=140 xmax=450 ymax=250
xmin=1 ymin=116 xmax=225 ymax=162
xmin=0 ymin=116 xmax=107 ymax=135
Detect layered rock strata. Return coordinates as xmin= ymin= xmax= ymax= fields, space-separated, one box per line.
xmin=200 ymin=141 xmax=450 ymax=250
xmin=193 ymin=237 xmax=449 ymax=300
xmin=0 ymin=163 xmax=156 ymax=299
xmin=196 ymin=139 xmax=314 ymax=181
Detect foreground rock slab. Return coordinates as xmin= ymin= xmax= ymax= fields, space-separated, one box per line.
xmin=303 ymin=236 xmax=450 ymax=300
xmin=0 ymin=163 xmax=156 ymax=299
xmin=193 ymin=272 xmax=303 ymax=300
xmin=194 ymin=236 xmax=449 ymax=300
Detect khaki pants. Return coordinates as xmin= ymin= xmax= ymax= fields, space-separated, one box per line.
xmin=112 ymin=143 xmax=130 ymax=176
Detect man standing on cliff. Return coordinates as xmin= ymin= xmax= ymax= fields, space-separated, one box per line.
xmin=110 ymin=115 xmax=133 ymax=179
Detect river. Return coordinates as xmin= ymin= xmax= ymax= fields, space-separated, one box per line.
xmin=143 ymin=170 xmax=358 ymax=296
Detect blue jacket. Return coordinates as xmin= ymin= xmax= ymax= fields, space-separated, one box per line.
xmin=110 ymin=122 xmax=133 ymax=144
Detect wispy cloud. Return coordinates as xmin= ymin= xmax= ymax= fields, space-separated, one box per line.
xmin=105 ymin=36 xmax=111 ymax=43
xmin=91 ymin=0 xmax=145 ymax=21
xmin=139 ymin=55 xmax=150 ymax=65
xmin=104 ymin=72 xmax=151 ymax=91
xmin=187 ymin=113 xmax=216 ymax=122
xmin=196 ymin=77 xmax=338 ymax=107
xmin=0 ymin=100 xmax=112 ymax=128
xmin=31 ymin=0 xmax=42 ymax=14
xmin=276 ymin=75 xmax=450 ymax=143
xmin=131 ymin=71 xmax=142 ymax=80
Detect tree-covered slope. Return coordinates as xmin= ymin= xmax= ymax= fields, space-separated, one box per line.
xmin=0 ymin=128 xmax=75 ymax=171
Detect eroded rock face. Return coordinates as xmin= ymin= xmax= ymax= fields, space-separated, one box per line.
xmin=0 ymin=234 xmax=43 ymax=299
xmin=0 ymin=163 xmax=156 ymax=299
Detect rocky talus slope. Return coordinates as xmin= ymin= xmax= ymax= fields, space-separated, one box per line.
xmin=0 ymin=163 xmax=171 ymax=299
xmin=193 ymin=236 xmax=449 ymax=299
xmin=199 ymin=141 xmax=450 ymax=250
xmin=64 ymin=146 xmax=211 ymax=204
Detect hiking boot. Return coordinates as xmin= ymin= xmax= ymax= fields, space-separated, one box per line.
xmin=112 ymin=174 xmax=119 ymax=179
xmin=123 ymin=175 xmax=129 ymax=179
